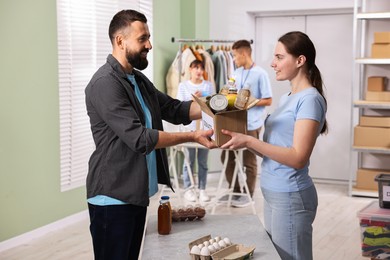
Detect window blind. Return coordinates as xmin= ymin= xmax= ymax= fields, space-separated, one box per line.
xmin=57 ymin=0 xmax=153 ymax=191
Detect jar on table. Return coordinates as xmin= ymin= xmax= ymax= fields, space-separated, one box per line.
xmin=158 ymin=197 xmax=171 ymax=235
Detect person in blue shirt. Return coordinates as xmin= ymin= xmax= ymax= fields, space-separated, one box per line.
xmin=220 ymin=40 xmax=273 ymax=208
xmin=220 ymin=31 xmax=328 ymax=260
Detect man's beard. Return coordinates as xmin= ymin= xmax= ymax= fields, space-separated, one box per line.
xmin=126 ymin=49 xmax=148 ymax=70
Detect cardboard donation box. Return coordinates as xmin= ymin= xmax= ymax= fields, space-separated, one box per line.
xmin=367 ymin=76 xmax=387 ymax=92
xmin=357 ymin=201 xmax=390 ymax=258
xmin=353 ymin=126 xmax=390 ymax=148
xmin=192 ymin=95 xmax=259 ymax=146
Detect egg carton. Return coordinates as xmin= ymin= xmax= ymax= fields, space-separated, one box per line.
xmin=188 ymin=234 xmax=234 ymax=260
xmin=211 ymin=244 xmax=256 ymax=260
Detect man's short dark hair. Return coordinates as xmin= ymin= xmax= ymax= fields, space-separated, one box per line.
xmin=232 ymin=40 xmax=252 ymax=53
xmin=109 ymin=9 xmax=147 ymax=43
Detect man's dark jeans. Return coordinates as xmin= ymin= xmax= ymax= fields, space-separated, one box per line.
xmin=88 ymin=203 xmax=147 ymax=260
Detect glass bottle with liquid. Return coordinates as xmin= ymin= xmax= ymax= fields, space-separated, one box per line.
xmin=158 ymin=197 xmax=171 ymax=235
xmin=161 ymin=196 xmax=172 ymax=226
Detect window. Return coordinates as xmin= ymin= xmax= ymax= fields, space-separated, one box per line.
xmin=57 ymin=0 xmax=153 ymax=191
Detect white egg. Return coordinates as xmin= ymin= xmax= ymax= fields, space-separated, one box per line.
xmin=212 ymin=242 xmax=220 ymax=251
xmin=203 ymin=241 xmax=210 ymax=247
xmin=208 ymin=245 xmax=216 ymax=254
xmin=218 ymin=240 xmax=227 ymax=248
xmin=214 ymin=236 xmax=221 ymax=242
xmin=198 ymin=243 xmax=204 ymax=249
xmin=190 ymin=245 xmax=201 ymax=254
xmin=200 ymin=246 xmax=210 ymax=256
xmin=223 ymin=237 xmax=231 ymax=245
xmin=209 ymin=238 xmax=215 ymax=244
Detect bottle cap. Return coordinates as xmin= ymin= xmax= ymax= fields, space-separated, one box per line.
xmin=161 ymin=196 xmax=170 ymax=200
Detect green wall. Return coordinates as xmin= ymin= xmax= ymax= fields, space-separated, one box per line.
xmin=0 ymin=0 xmax=208 ymax=242
xmin=0 ymin=0 xmax=86 ymax=242
xmin=153 ymin=0 xmax=209 ymax=92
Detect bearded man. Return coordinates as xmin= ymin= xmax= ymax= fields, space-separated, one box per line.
xmin=85 ymin=9 xmax=215 ymax=260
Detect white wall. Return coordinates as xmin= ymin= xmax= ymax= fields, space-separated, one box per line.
xmin=208 ymin=0 xmax=356 ymax=182
xmin=209 ymin=0 xmax=354 ymax=43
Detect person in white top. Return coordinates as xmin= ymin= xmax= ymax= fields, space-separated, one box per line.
xmin=176 ymin=59 xmax=214 ymax=202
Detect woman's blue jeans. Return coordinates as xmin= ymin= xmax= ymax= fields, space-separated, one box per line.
xmin=261 ymin=185 xmax=318 ymax=260
xmin=88 ymin=203 xmax=147 ymax=260
xmin=182 ymin=148 xmax=209 ymax=189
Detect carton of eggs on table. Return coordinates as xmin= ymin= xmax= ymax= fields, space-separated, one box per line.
xmin=172 ymin=205 xmax=206 ymax=222
xmin=188 ymin=234 xmax=232 ymax=260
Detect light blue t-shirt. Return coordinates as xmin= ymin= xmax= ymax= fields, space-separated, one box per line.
xmin=233 ymin=66 xmax=272 ymax=130
xmin=260 ymin=87 xmax=326 ymax=192
xmin=87 ymin=74 xmax=158 ymax=206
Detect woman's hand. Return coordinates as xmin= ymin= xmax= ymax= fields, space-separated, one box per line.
xmin=220 ymin=129 xmax=250 ymax=150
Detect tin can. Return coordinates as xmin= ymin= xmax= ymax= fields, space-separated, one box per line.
xmin=234 ymin=88 xmax=251 ymax=110
xmin=209 ymin=94 xmax=228 ymax=113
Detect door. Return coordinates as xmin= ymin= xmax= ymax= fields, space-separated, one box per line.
xmin=255 ymin=13 xmax=353 ymax=181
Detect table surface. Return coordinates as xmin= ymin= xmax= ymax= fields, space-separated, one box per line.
xmin=140 ymin=214 xmax=280 ymax=259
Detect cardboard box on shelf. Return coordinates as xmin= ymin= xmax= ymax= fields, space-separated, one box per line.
xmin=360 ymin=116 xmax=390 ymax=128
xmin=357 ymin=201 xmax=390 ymax=258
xmin=371 ymin=43 xmax=390 ymax=58
xmin=367 ymin=76 xmax=387 ymax=92
xmin=356 ymin=168 xmax=390 ymax=191
xmin=192 ymin=95 xmax=258 ymax=146
xmin=365 ymin=91 xmax=390 ymax=101
xmin=353 ymin=126 xmax=390 ymax=148
xmin=374 ymin=32 xmax=390 ymax=43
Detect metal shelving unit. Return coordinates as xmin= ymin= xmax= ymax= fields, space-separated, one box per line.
xmin=349 ymin=0 xmax=390 ymax=197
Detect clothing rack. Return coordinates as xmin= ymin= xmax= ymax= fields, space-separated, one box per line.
xmin=171 ymin=37 xmax=253 ymax=86
xmin=171 ymin=37 xmax=253 ymax=44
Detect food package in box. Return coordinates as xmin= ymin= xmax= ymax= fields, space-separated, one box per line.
xmin=357 ymin=201 xmax=390 ymax=258
xmin=192 ymin=96 xmax=246 ymax=146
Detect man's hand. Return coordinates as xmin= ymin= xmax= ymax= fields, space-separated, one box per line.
xmin=193 ymin=129 xmax=217 ymax=149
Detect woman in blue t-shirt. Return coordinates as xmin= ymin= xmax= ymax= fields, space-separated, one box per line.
xmin=221 ymin=31 xmax=328 ymax=260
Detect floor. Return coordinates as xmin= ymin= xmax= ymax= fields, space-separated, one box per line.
xmin=0 ymin=172 xmax=375 ymax=260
